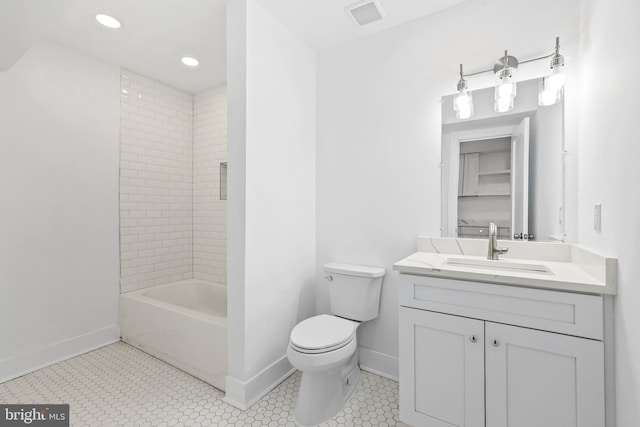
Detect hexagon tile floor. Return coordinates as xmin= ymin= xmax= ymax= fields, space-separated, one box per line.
xmin=0 ymin=342 xmax=408 ymax=427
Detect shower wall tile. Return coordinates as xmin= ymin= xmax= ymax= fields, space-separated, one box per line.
xmin=120 ymin=70 xmax=194 ymax=292
xmin=193 ymin=86 xmax=227 ymax=285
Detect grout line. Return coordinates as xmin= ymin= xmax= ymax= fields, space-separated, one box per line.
xmin=191 ymin=93 xmax=195 ymax=280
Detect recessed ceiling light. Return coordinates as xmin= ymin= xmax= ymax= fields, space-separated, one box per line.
xmin=95 ymin=13 xmax=122 ymax=29
xmin=181 ymin=57 xmax=200 ymax=67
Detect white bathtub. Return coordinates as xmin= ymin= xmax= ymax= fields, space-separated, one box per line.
xmin=120 ymin=279 xmax=227 ymax=391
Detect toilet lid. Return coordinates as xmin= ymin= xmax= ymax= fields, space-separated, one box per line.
xmin=290 ymin=314 xmax=357 ymax=353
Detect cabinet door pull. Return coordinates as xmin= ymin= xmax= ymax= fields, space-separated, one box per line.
xmin=491 ymin=338 xmax=500 ymax=347
xmin=469 ymin=335 xmax=478 ymax=343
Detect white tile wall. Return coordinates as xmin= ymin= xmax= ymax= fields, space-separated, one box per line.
xmin=193 ymin=86 xmax=228 ymax=285
xmin=120 ymin=71 xmax=194 ymax=292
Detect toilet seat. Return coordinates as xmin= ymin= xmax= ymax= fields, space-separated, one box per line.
xmin=290 ymin=314 xmax=357 ymax=354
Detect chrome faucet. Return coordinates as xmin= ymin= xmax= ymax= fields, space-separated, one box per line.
xmin=487 ymin=222 xmax=508 ymax=260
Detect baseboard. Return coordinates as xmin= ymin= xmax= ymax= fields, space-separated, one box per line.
xmin=223 ymin=355 xmax=295 ymax=410
xmin=0 ymin=325 xmax=121 ymax=384
xmin=359 ymin=346 xmax=399 ymax=382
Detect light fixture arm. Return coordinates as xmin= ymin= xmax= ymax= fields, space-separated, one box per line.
xmin=459 ymin=37 xmax=564 ymax=77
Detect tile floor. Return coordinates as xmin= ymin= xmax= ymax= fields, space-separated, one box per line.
xmin=0 ymin=342 xmax=406 ymax=426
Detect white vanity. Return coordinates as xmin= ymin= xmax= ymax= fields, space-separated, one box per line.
xmin=394 ymin=237 xmax=617 ymax=427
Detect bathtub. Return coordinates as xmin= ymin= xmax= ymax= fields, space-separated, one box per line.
xmin=120 ymin=279 xmax=227 ymax=391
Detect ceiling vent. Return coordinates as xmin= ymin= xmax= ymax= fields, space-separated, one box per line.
xmin=346 ymin=0 xmax=386 ymax=27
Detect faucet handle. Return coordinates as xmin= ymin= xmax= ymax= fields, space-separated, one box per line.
xmin=496 ymin=247 xmax=509 ymax=254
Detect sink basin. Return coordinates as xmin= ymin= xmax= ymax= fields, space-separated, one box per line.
xmin=444 ymin=258 xmax=553 ymax=275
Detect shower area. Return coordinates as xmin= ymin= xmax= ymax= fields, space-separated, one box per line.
xmin=117 ymin=70 xmax=228 ymax=390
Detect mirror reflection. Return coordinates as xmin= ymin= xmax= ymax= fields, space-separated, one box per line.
xmin=441 ymin=78 xmax=565 ymax=241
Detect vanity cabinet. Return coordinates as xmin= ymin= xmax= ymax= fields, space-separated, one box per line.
xmin=400 ymin=308 xmax=485 ymax=427
xmin=398 ymin=274 xmax=607 ymax=427
xmin=484 ymin=322 xmax=603 ymax=427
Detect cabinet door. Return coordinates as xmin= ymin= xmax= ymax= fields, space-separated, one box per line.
xmin=399 ymin=308 xmax=485 ymax=427
xmin=485 ymin=322 xmax=605 ymax=427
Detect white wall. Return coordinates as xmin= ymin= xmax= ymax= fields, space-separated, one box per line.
xmin=226 ymin=0 xmax=248 ymax=399
xmin=226 ymin=0 xmax=316 ymax=408
xmin=0 ymin=41 xmax=120 ymax=381
xmin=120 ymin=70 xmax=194 ymax=293
xmin=577 ymin=0 xmax=640 ymax=424
xmin=316 ymin=0 xmax=580 ymax=378
xmin=0 ymin=0 xmax=75 ymax=71
xmin=194 ymin=86 xmax=228 ymax=285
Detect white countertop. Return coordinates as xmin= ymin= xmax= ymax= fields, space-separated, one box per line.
xmin=393 ymin=237 xmax=617 ymax=295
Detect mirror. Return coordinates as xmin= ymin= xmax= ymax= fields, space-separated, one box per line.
xmin=441 ymin=78 xmax=565 ymax=242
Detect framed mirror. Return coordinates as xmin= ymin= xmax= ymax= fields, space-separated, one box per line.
xmin=441 ymin=78 xmax=565 ymax=242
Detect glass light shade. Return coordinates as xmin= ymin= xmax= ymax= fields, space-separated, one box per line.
xmin=494 ymin=95 xmax=514 ymax=113
xmin=496 ymin=81 xmax=516 ymax=99
xmin=454 ymin=89 xmax=474 ymax=119
xmin=545 ymin=53 xmax=566 ymax=92
xmin=545 ymin=69 xmax=566 ymax=92
xmin=538 ymin=89 xmax=562 ymax=106
xmin=494 ymin=75 xmax=516 ymax=113
xmin=538 ymin=77 xmax=563 ymax=106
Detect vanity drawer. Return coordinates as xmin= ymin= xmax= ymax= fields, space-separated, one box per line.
xmin=399 ymin=274 xmax=603 ymax=340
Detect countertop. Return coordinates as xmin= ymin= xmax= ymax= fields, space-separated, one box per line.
xmin=393 ymin=237 xmax=617 ymax=295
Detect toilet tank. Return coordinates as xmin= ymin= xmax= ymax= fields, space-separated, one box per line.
xmin=323 ymin=262 xmax=386 ymax=322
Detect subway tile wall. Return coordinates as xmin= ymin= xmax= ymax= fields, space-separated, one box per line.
xmin=119 ymin=71 xmax=194 ymax=292
xmin=193 ymin=87 xmax=228 ymax=285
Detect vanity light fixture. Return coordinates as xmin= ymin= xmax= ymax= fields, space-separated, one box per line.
xmin=454 ymin=64 xmax=474 ymax=119
xmin=453 ymin=37 xmax=567 ymax=119
xmin=539 ymin=37 xmax=566 ymax=106
xmin=493 ymin=51 xmax=518 ymax=113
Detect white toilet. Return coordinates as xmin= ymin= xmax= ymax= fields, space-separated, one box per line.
xmin=287 ymin=262 xmax=385 ymax=426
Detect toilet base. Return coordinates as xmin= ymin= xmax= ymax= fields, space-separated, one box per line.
xmin=294 ymin=351 xmax=360 ymax=426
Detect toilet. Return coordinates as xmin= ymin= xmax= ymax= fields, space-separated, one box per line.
xmin=287 ymin=262 xmax=385 ymax=426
